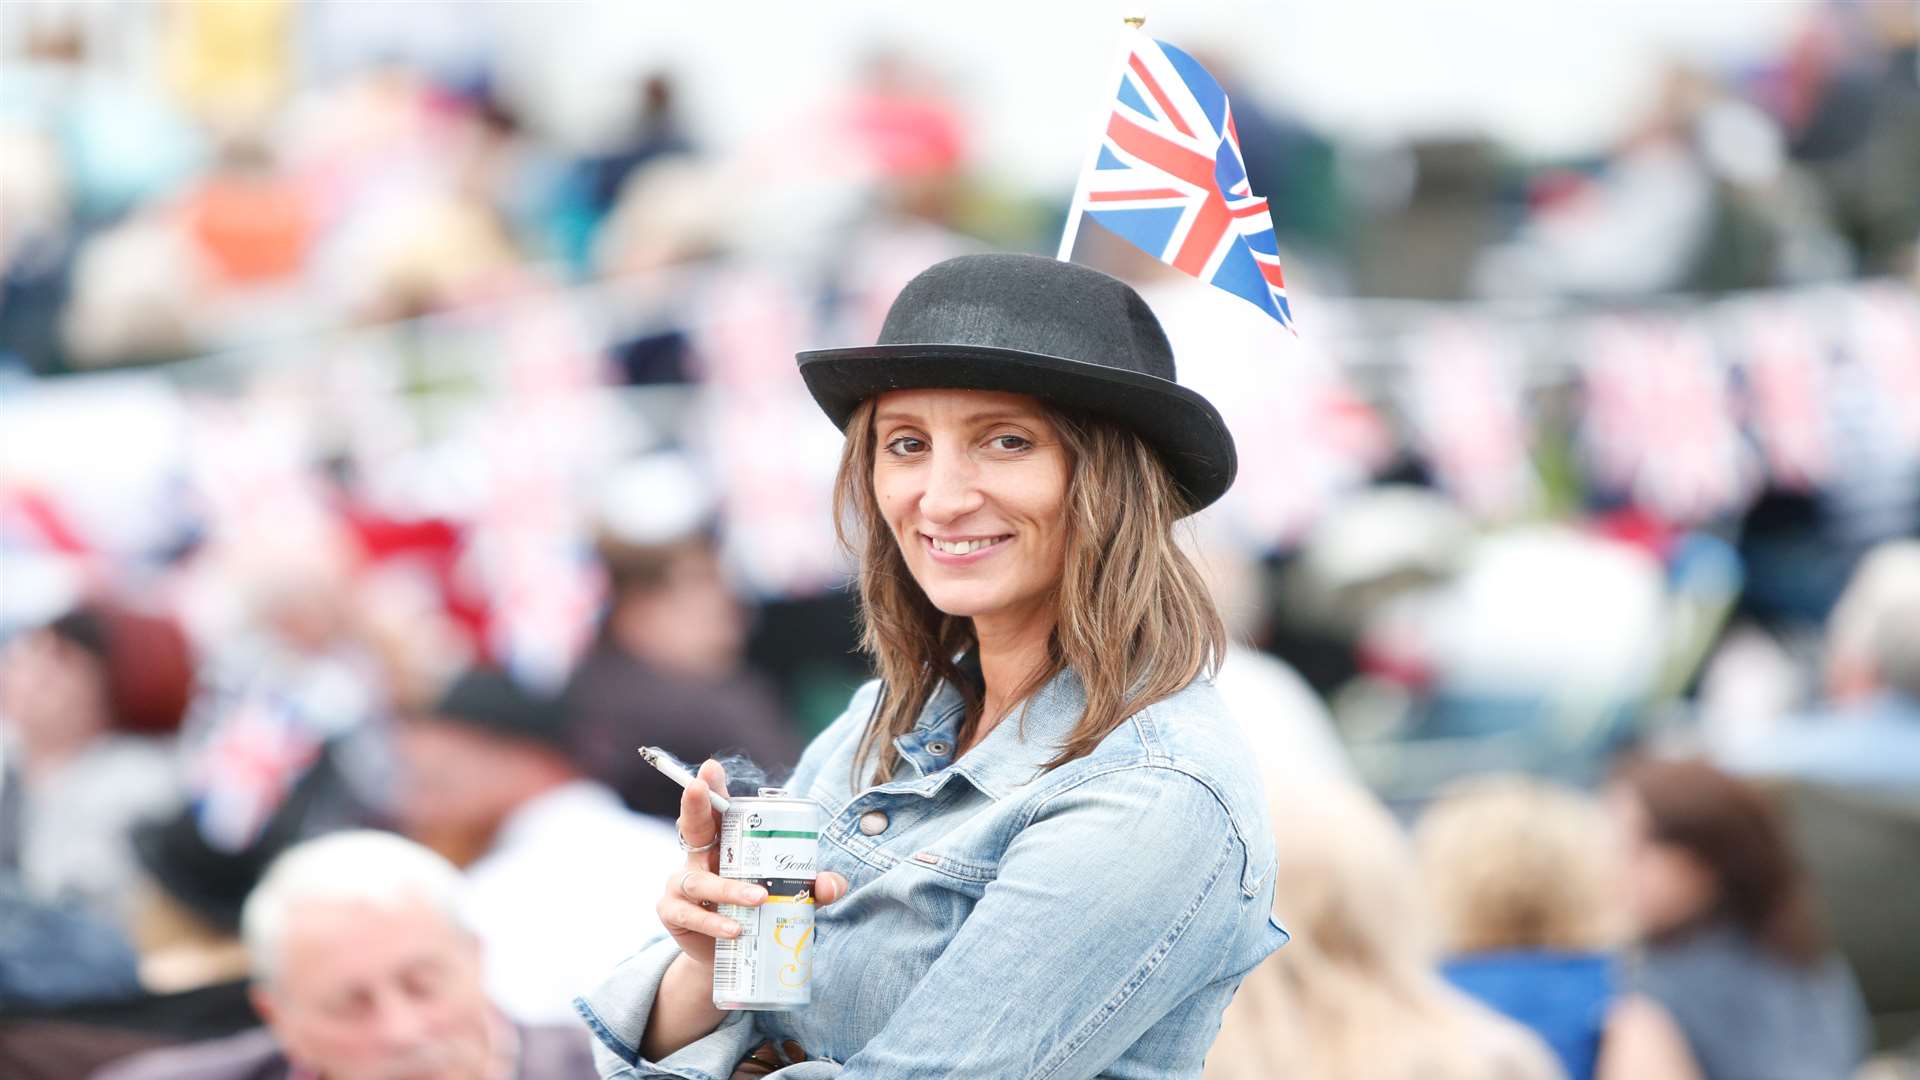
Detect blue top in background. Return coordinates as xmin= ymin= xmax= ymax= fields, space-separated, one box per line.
xmin=1444 ymin=950 xmax=1614 ymax=1080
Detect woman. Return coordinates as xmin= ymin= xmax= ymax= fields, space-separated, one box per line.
xmin=1607 ymin=759 xmax=1868 ymax=1080
xmin=578 ymin=253 xmax=1288 ymax=1078
xmin=0 ymin=602 xmax=190 ymax=924
xmin=1208 ymin=780 xmax=1564 ymax=1080
xmin=1416 ymin=775 xmax=1701 ymax=1080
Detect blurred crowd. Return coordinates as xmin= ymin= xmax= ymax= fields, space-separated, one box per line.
xmin=3 ymin=1 xmax=1920 ymax=1078
xmin=4 ymin=1 xmax=1918 ymax=377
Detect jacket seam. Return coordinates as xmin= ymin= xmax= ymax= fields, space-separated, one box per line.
xmin=1018 ymin=757 xmax=1251 ymax=884
xmin=1127 ymin=707 xmax=1169 ymax=763
xmin=1032 ymin=832 xmax=1235 ymax=1079
xmin=1126 ymin=708 xmax=1266 ymax=896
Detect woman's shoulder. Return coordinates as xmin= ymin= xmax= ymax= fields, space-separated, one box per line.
xmin=1099 ymin=673 xmax=1262 ymax=795
xmin=1045 ymin=672 xmax=1275 ymax=885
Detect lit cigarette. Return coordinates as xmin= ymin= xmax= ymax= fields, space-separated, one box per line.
xmin=637 ymin=746 xmax=731 ymax=813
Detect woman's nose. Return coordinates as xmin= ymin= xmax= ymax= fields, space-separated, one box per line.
xmin=918 ymin=446 xmax=983 ymax=523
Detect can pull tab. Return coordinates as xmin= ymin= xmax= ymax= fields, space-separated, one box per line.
xmin=758 ymin=787 xmax=790 ymax=797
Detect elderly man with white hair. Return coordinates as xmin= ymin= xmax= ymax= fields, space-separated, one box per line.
xmin=1723 ymin=540 xmax=1920 ymax=789
xmin=95 ymin=830 xmax=595 ymax=1080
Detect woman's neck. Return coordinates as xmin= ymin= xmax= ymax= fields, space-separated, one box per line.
xmin=967 ymin=606 xmax=1056 ymax=751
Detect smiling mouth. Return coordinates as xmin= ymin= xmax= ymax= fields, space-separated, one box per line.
xmin=925 ymin=535 xmax=1011 ymax=556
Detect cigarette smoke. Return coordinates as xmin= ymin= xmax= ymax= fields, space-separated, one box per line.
xmin=648 ymin=746 xmax=776 ymax=796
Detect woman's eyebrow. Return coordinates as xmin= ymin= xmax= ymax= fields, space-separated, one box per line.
xmin=874 ymin=409 xmax=1040 ymax=428
xmin=960 ymin=411 xmax=1041 ymax=428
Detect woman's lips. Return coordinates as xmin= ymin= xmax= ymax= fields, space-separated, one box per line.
xmin=922 ymin=534 xmax=1012 ymax=565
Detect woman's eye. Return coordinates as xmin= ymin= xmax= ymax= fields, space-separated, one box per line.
xmin=884 ymin=436 xmax=926 ymax=456
xmin=992 ymin=435 xmax=1031 ymax=452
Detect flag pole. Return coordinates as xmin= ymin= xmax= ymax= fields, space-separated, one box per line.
xmin=1055 ymin=14 xmax=1147 ymax=262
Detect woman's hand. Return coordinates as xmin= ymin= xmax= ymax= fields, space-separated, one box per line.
xmin=643 ymin=760 xmax=848 ymax=1062
xmin=658 ymin=760 xmax=850 ymax=965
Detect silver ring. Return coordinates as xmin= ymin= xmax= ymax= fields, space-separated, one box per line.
xmin=678 ymin=829 xmax=717 ymax=854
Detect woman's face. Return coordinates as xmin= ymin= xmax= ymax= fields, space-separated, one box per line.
xmin=0 ymin=630 xmax=111 ymax=752
xmin=870 ymin=389 xmax=1072 ymax=634
xmin=1605 ymin=784 xmax=1719 ymax=938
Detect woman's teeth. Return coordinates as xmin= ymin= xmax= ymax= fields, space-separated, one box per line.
xmin=930 ymin=536 xmax=1007 ymax=555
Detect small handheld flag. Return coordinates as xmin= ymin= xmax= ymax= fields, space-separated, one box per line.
xmin=1059 ymin=29 xmax=1295 ymax=331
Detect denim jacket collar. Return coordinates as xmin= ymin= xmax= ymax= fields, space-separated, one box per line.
xmin=889 ymin=664 xmax=1090 ymax=801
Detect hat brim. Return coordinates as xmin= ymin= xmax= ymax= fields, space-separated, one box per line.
xmin=796 ymin=344 xmax=1236 ymax=512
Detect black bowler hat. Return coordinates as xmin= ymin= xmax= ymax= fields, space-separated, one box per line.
xmin=797 ymin=253 xmax=1237 ymax=512
xmin=131 ymin=745 xmax=372 ymax=933
xmin=428 ymin=667 xmax=568 ymax=750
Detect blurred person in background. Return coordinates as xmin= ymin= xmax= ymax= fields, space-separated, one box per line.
xmin=182 ymin=535 xmax=393 ymax=858
xmin=58 ymin=204 xmax=206 ymax=369
xmin=126 ymin=740 xmax=380 ymax=1005
xmin=95 ymin=829 xmax=595 ymax=1080
xmin=1194 ymin=538 xmax=1352 ymax=784
xmin=0 ymin=602 xmax=192 ymax=923
xmin=0 ymin=743 xmax=383 ymax=1077
xmin=179 ymin=136 xmax=313 ymax=290
xmin=1475 ymin=62 xmax=1802 ymax=299
xmin=1728 ymin=540 xmax=1920 ymax=1063
xmin=1779 ymin=0 xmax=1920 ymax=278
xmin=834 ymin=48 xmax=969 ymax=229
xmin=0 ymin=124 xmax=75 ymax=375
xmin=1208 ymin=780 xmax=1564 ymax=1080
xmin=443 ymin=80 xmax=574 ymax=270
xmin=1417 ymin=775 xmax=1702 ymax=1080
xmin=396 ymin=667 xmax=680 ymax=1024
xmin=1607 ymin=758 xmax=1868 ymax=1080
xmin=0 ymin=880 xmax=142 ymax=1018
xmin=1724 ymin=540 xmax=1920 ymax=789
xmin=583 ymin=71 xmax=693 ymax=226
xmin=562 ymin=453 xmax=796 ymax=821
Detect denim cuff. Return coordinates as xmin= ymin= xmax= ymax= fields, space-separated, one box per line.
xmin=574 ymin=936 xmax=760 ymax=1080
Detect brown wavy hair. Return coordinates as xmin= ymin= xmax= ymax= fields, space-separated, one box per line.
xmin=1614 ymin=758 xmax=1827 ymax=966
xmin=833 ymin=395 xmax=1226 ymax=786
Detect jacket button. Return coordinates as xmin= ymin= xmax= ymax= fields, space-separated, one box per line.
xmin=926 ymin=740 xmax=951 ymax=756
xmin=858 ymin=810 xmax=889 ymax=836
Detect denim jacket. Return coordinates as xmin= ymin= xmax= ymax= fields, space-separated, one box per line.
xmin=576 ymin=665 xmax=1289 ymax=1079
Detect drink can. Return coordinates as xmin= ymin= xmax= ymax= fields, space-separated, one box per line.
xmin=712 ymin=788 xmax=820 ymax=1010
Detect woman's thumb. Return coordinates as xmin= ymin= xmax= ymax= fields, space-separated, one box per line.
xmin=814 ymin=871 xmax=850 ymax=906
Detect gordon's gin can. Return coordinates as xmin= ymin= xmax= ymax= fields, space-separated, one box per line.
xmin=712 ymin=788 xmax=820 ymax=1010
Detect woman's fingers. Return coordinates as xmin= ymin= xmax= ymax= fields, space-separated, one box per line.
xmin=668 ymin=762 xmax=848 ymax=933
xmin=676 ymin=759 xmax=727 ymax=864
xmin=660 ymin=896 xmax=742 ymax=941
xmin=697 ymin=758 xmax=729 ymax=800
xmin=814 ymin=871 xmax=849 ymax=906
xmin=681 ymin=869 xmax=767 ymax=907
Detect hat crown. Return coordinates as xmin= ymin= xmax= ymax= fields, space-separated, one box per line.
xmin=875 ymin=253 xmax=1177 ymax=382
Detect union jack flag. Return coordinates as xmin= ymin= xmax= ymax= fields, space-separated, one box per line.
xmin=1074 ymin=35 xmax=1294 ymax=330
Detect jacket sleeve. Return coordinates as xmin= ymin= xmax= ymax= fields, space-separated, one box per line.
xmin=823 ymin=763 xmax=1284 ymax=1079
xmin=575 ymin=935 xmax=766 ymax=1080
xmin=572 ymin=681 xmax=884 ymax=1080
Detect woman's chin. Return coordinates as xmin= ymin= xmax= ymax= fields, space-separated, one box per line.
xmin=917 ymin=585 xmax=1002 ymax=621
xmin=924 ymin=597 xmax=991 ymax=620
